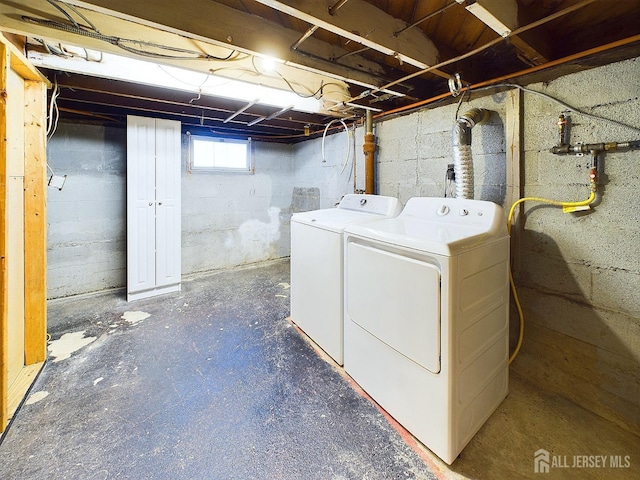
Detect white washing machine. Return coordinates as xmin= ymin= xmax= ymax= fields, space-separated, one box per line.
xmin=290 ymin=194 xmax=402 ymax=365
xmin=343 ymin=197 xmax=509 ymax=464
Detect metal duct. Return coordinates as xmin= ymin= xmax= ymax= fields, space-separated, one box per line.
xmin=452 ymin=108 xmax=489 ymax=199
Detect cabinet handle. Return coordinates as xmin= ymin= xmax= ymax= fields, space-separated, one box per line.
xmin=158 ymin=202 xmax=162 ymax=206
xmin=149 ymin=202 xmax=153 ymax=206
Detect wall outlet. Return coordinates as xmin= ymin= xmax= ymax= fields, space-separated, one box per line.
xmin=446 ymin=164 xmax=455 ymax=181
xmin=48 ymin=174 xmax=67 ymax=190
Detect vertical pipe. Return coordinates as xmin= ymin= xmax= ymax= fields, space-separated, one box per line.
xmin=363 ymin=110 xmax=375 ymax=194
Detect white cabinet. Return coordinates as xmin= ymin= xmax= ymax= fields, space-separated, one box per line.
xmin=127 ymin=115 xmax=181 ymax=301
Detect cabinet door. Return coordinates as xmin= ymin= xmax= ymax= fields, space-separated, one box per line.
xmin=154 ymin=119 xmax=181 ymax=287
xmin=126 ymin=115 xmax=157 ymax=294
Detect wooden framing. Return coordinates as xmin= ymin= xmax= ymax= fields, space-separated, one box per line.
xmin=0 ymin=33 xmax=49 ymax=433
xmin=505 ymin=88 xmax=523 ymax=272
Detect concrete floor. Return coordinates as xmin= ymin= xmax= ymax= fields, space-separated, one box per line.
xmin=1 ymin=259 xmax=638 ymax=479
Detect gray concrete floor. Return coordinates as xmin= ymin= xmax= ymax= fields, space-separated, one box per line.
xmin=1 ymin=259 xmax=638 ymax=479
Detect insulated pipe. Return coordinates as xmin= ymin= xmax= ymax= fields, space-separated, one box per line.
xmin=452 ymin=108 xmax=489 ymax=199
xmin=364 ymin=110 xmax=375 ymax=194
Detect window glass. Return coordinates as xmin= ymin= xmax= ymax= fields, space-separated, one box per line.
xmin=190 ymin=135 xmax=252 ymax=172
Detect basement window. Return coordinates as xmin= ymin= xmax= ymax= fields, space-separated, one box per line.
xmin=189 ymin=135 xmax=253 ymax=173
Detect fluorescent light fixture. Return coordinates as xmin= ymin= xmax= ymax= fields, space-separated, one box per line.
xmin=465 ymin=0 xmax=517 ymax=38
xmin=27 ymin=48 xmax=324 ymax=114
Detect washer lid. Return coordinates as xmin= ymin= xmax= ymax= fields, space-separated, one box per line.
xmin=291 ymin=194 xmax=402 ymax=233
xmin=344 ymin=197 xmax=508 ymax=256
xmin=292 ymin=208 xmax=385 ymax=232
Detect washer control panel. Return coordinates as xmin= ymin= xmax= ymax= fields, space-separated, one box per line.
xmin=338 ymin=194 xmax=402 ymax=217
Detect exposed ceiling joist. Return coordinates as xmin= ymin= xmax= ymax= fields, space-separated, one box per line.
xmin=58 ymin=0 xmax=405 ymax=93
xmin=465 ymin=0 xmax=551 ymax=66
xmin=253 ymin=0 xmax=440 ymax=71
xmin=1 ymin=0 xmax=638 ymax=142
xmin=0 ymin=0 xmax=344 ymax=104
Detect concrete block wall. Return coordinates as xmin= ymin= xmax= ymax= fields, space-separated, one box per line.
xmin=371 ymin=57 xmax=640 ymax=434
xmin=292 ymin=125 xmax=365 ymax=208
xmin=375 ymin=96 xmax=507 ymax=206
xmin=513 ymin=57 xmax=640 ymax=435
xmin=46 ymin=120 xmax=352 ymax=298
xmin=47 ymin=122 xmax=127 ymax=298
xmin=181 ymin=139 xmax=294 ymax=274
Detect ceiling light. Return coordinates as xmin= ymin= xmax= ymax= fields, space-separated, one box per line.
xmin=260 ymin=56 xmax=277 ymax=72
xmin=26 ymin=48 xmax=324 ymax=114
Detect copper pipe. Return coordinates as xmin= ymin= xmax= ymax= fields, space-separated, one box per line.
xmin=376 ymin=33 xmax=640 ymax=120
xmin=331 ymin=0 xmax=599 ymax=109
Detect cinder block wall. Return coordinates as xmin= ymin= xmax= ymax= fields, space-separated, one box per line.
xmin=375 ymin=95 xmax=507 ymax=206
xmin=181 ymin=139 xmax=294 ymax=274
xmin=46 ymin=120 xmax=354 ymax=298
xmin=46 ymin=123 xmax=127 ymax=298
xmin=372 ymin=57 xmax=640 ymax=434
xmin=515 ymin=57 xmax=640 ymax=435
xmin=292 ymin=125 xmax=366 ymax=208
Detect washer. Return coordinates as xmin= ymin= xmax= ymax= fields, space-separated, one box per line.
xmin=290 ymin=194 xmax=402 ymax=365
xmin=343 ymin=197 xmax=509 ymax=464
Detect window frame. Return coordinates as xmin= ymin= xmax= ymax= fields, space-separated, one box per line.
xmin=188 ymin=134 xmax=253 ymax=174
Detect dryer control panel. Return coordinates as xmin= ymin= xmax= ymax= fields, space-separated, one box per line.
xmin=401 ymin=197 xmax=505 ymax=234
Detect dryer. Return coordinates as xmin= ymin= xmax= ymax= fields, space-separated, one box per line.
xmin=290 ymin=194 xmax=401 ymax=365
xmin=343 ymin=197 xmax=509 ymax=464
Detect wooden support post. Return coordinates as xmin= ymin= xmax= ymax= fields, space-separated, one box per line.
xmin=23 ymin=79 xmax=47 ymax=365
xmin=0 ymin=40 xmax=9 ymax=434
xmin=505 ymin=88 xmax=523 ymax=272
xmin=0 ymin=34 xmax=49 ymax=433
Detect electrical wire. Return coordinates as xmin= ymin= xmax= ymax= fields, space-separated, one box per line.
xmin=250 ymin=56 xmax=345 ymax=99
xmin=59 ymin=0 xmax=99 ymax=32
xmin=506 ymin=189 xmax=596 ymax=364
xmin=47 ymin=76 xmax=61 ymax=139
xmin=332 ymin=0 xmax=599 ymax=109
xmin=23 ymin=8 xmax=237 ymax=61
xmin=46 ymin=0 xmax=80 ymax=28
xmin=453 ymin=88 xmax=470 ymax=121
xmin=341 ymin=124 xmax=355 ymax=175
xmin=321 ymin=118 xmax=351 ymax=170
xmin=472 ymin=83 xmax=640 ymax=135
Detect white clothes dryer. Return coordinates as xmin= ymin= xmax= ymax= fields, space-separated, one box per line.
xmin=343 ymin=197 xmax=509 ymax=464
xmin=290 ymin=194 xmax=402 ymax=365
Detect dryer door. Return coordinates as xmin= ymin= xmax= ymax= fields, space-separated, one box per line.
xmin=346 ymin=242 xmax=441 ymax=373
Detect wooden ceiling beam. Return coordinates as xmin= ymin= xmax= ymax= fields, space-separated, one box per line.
xmin=61 ymin=0 xmax=399 ymax=89
xmin=0 ymin=0 xmax=400 ymax=96
xmin=465 ymin=0 xmax=551 ymax=65
xmin=253 ymin=0 xmax=440 ymax=70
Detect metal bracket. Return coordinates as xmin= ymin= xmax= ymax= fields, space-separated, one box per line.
xmin=448 ymin=73 xmax=463 ymax=97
